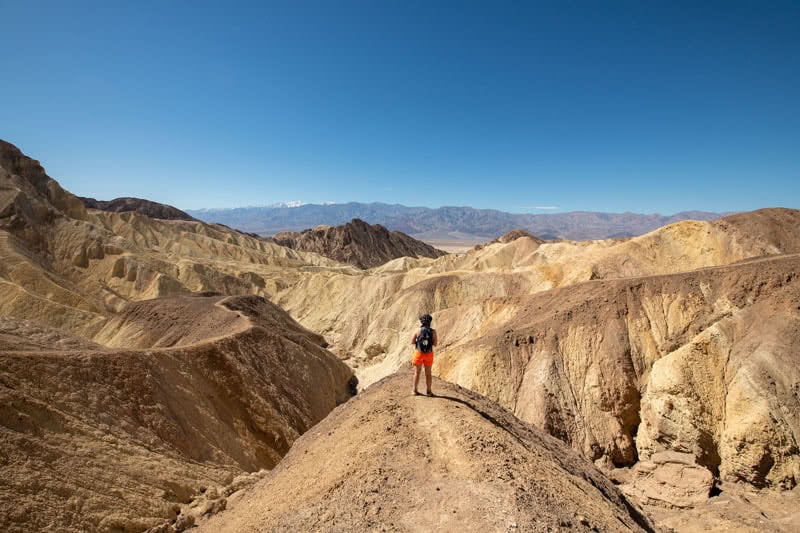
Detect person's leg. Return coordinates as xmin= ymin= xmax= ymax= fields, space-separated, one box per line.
xmin=424 ymin=365 xmax=432 ymax=395
xmin=413 ymin=364 xmax=421 ymax=394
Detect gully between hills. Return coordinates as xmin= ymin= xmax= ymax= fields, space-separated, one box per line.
xmin=1 ymin=139 xmax=799 ymax=532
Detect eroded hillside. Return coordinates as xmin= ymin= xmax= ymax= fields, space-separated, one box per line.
xmin=0 ymin=140 xmax=357 ymax=531
xmin=0 ymin=294 xmax=353 ymax=532
xmin=80 ymin=196 xmax=197 ymax=221
xmin=0 ymin=139 xmax=353 ymax=339
xmin=273 ymin=207 xmax=800 ymax=387
xmin=435 ymin=254 xmax=800 ymax=488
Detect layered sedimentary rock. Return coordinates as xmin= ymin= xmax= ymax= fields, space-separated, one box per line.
xmin=624 ymin=452 xmax=716 ymax=509
xmin=434 ymin=254 xmax=800 ymax=491
xmin=489 ymin=228 xmax=545 ymax=245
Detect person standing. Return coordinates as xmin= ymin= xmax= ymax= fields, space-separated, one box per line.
xmin=411 ymin=313 xmax=438 ymax=396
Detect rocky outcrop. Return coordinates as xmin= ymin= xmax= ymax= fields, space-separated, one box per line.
xmin=81 ymin=196 xmax=197 ymax=221
xmin=623 ymin=452 xmax=716 ymax=509
xmin=716 ymin=207 xmax=800 ymax=252
xmin=0 ymin=140 xmax=87 ymax=245
xmin=272 ymin=218 xmax=447 ymax=269
xmin=642 ymin=481 xmax=800 ymax=532
xmin=195 ymin=374 xmax=655 ymax=532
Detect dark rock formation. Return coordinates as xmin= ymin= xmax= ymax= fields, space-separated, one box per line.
xmin=492 ymin=228 xmax=545 ymax=244
xmin=81 ymin=196 xmax=196 ymax=221
xmin=272 ymin=218 xmax=447 ymax=269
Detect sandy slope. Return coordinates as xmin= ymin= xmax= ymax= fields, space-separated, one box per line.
xmin=197 ymin=373 xmax=654 ymax=532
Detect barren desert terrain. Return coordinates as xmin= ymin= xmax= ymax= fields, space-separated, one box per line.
xmin=1 ymin=139 xmax=799 ymax=531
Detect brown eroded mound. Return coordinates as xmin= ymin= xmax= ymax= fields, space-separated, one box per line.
xmin=81 ymin=196 xmax=197 ymax=221
xmin=717 ymin=207 xmax=800 ymax=253
xmin=0 ymin=294 xmax=354 ymax=532
xmin=272 ymin=218 xmax=448 ymax=269
xmin=0 ymin=140 xmax=88 ymax=224
xmin=197 ymin=373 xmax=655 ymax=532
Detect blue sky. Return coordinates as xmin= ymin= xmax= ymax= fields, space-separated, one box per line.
xmin=1 ymin=1 xmax=798 ymax=213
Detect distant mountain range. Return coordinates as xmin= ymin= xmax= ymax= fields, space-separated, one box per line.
xmin=187 ymin=203 xmax=728 ymax=241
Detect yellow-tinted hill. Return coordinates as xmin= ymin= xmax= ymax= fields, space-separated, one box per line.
xmin=436 ymin=254 xmax=800 ymax=491
xmin=272 ymin=207 xmax=800 ymax=388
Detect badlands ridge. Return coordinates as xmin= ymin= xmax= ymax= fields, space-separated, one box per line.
xmin=1 ymin=139 xmax=799 ymax=531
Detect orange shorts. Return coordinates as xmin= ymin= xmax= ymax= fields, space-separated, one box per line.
xmin=412 ymin=351 xmax=434 ymax=367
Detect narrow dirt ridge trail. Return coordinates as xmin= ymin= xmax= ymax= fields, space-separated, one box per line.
xmin=197 ymin=372 xmax=654 ymax=532
xmin=414 ymin=395 xmax=472 ymax=477
xmin=407 ymin=391 xmax=516 ymax=532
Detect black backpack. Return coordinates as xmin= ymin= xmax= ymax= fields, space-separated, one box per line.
xmin=416 ymin=326 xmax=434 ymax=353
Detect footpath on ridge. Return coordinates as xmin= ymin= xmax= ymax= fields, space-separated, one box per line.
xmin=196 ymin=372 xmax=654 ymax=532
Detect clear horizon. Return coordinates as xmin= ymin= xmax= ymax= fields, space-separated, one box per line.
xmin=2 ymin=1 xmax=799 ymax=214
